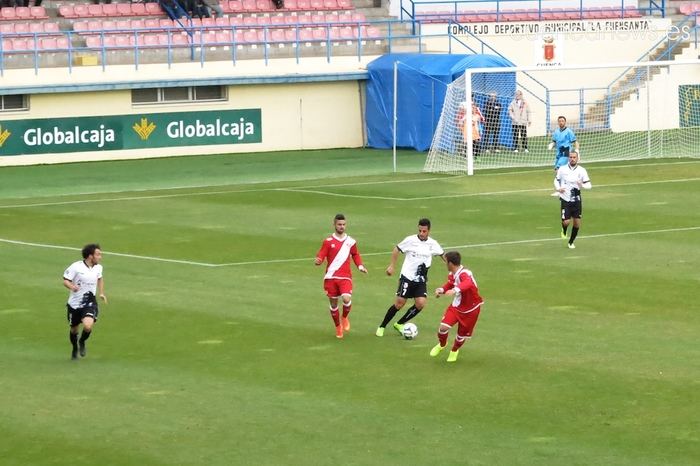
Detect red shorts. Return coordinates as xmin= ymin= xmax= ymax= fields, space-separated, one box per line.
xmin=440 ymin=305 xmax=481 ymax=337
xmin=323 ymin=278 xmax=352 ymax=298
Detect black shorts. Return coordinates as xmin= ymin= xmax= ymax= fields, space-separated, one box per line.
xmin=561 ymin=199 xmax=582 ymax=220
xmin=395 ymin=275 xmax=428 ymax=299
xmin=66 ymin=304 xmax=99 ymax=326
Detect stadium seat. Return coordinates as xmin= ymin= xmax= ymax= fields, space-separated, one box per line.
xmin=337 ymin=0 xmax=353 ymax=8
xmin=85 ymin=36 xmax=101 ymax=48
xmin=242 ymin=29 xmax=258 ymax=42
xmin=29 ymin=22 xmax=43 ymax=34
xmin=0 ymin=22 xmax=13 ymax=34
xmin=1 ymin=38 xmax=12 ymax=51
xmin=1 ymin=7 xmax=17 ymax=20
xmin=44 ymin=22 xmax=60 ymax=34
xmin=132 ymin=3 xmax=147 ymax=15
xmin=87 ymin=4 xmax=104 ymax=17
xmin=310 ymin=0 xmax=324 ymax=10
xmin=242 ymin=0 xmax=257 ymax=11
xmin=14 ymin=22 xmax=29 ymax=35
xmin=74 ymin=5 xmax=89 ymax=17
xmin=15 ymin=6 xmax=30 ymax=19
xmin=131 ymin=19 xmax=146 ymax=30
xmin=30 ymin=6 xmax=48 ymax=19
xmin=297 ymin=0 xmax=311 ymax=11
xmin=102 ymin=4 xmax=118 ymax=17
xmin=145 ymin=3 xmax=162 ymax=15
xmin=312 ymin=27 xmax=327 ymax=40
xmin=256 ymin=0 xmax=273 ymax=11
xmin=56 ymin=36 xmax=70 ymax=48
xmin=40 ymin=37 xmax=58 ymax=50
xmin=115 ymin=35 xmax=130 ymax=48
xmin=230 ymin=15 xmax=244 ymax=26
xmin=284 ymin=0 xmax=298 ymax=10
xmin=172 ymin=33 xmax=190 ymax=46
xmin=284 ymin=28 xmax=297 ymax=41
xmin=365 ymin=25 xmax=380 ymax=38
xmin=116 ymin=3 xmax=132 ymax=16
xmin=11 ymin=38 xmax=29 ymax=51
xmin=226 ymin=0 xmax=243 ymax=12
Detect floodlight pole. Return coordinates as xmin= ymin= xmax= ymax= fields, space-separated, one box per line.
xmin=393 ymin=60 xmax=398 ymax=173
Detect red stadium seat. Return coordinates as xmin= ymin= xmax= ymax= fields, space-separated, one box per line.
xmin=87 ymin=4 xmax=103 ymax=17
xmin=73 ymin=21 xmax=89 ymax=34
xmin=16 ymin=6 xmax=31 ymax=19
xmin=0 ymin=23 xmax=13 ymax=34
xmin=74 ymin=5 xmax=89 ymax=17
xmin=145 ymin=3 xmax=162 ymax=15
xmin=227 ymin=0 xmax=243 ymax=12
xmin=172 ymin=33 xmax=190 ymax=46
xmin=284 ymin=0 xmax=298 ymax=10
xmin=11 ymin=38 xmax=29 ymax=51
xmin=116 ymin=3 xmax=132 ymax=16
xmin=297 ymin=0 xmax=311 ymax=11
xmin=131 ymin=3 xmax=146 ymax=15
xmin=242 ymin=0 xmax=257 ymax=11
xmin=44 ymin=22 xmax=60 ymax=34
xmin=312 ymin=27 xmax=327 ymax=40
xmin=311 ymin=13 xmax=325 ymax=24
xmin=56 ymin=37 xmax=70 ymax=49
xmin=85 ymin=36 xmax=102 ymax=48
xmin=256 ymin=0 xmax=273 ymax=11
xmin=30 ymin=6 xmax=48 ymax=19
xmin=1 ymin=7 xmax=18 ymax=20
xmin=242 ymin=29 xmax=258 ymax=42
xmin=14 ymin=22 xmax=29 ymax=35
xmin=102 ymin=4 xmax=118 ymax=17
xmin=39 ymin=37 xmax=57 ymax=50
xmin=29 ymin=22 xmax=43 ymax=34
xmin=160 ymin=18 xmax=175 ymax=29
xmin=115 ymin=35 xmax=130 ymax=48
xmin=130 ymin=19 xmax=146 ymax=30
xmin=230 ymin=15 xmax=244 ymax=26
xmin=365 ymin=25 xmax=380 ymax=38
xmin=299 ymin=27 xmax=313 ymax=42
xmin=1 ymin=38 xmax=12 ymax=51
xmin=310 ymin=0 xmax=324 ymax=10
xmin=337 ymin=0 xmax=353 ymax=9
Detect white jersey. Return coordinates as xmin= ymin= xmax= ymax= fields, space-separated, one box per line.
xmin=63 ymin=260 xmax=103 ymax=308
xmin=555 ymin=164 xmax=591 ymax=202
xmin=397 ymin=235 xmax=444 ymax=282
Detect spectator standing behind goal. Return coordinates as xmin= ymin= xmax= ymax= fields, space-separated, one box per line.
xmin=549 ymin=116 xmax=579 ymax=170
xmin=376 ymin=218 xmax=445 ymax=337
xmin=63 ymin=244 xmax=108 ymax=360
xmin=508 ymin=90 xmax=531 ymax=153
xmin=430 ymin=251 xmax=483 ymax=363
xmin=554 ymin=151 xmax=591 ymax=249
xmin=315 ymin=214 xmax=368 ymax=339
xmin=483 ymin=92 xmax=503 ymax=153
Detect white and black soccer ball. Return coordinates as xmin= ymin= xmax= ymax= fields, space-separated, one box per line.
xmin=402 ymin=323 xmax=418 ymax=340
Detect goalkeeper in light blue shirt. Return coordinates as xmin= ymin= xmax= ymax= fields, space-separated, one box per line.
xmin=549 ymin=116 xmax=579 ymax=170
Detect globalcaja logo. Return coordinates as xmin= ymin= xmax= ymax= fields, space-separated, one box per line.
xmin=0 ymin=125 xmax=11 ymax=147
xmin=132 ymin=117 xmax=156 ymax=141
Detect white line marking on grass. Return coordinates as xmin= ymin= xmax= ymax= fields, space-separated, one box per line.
xmin=216 ymin=226 xmax=700 ymax=267
xmin=3 ymin=227 xmax=698 ymax=268
xmin=275 ymin=188 xmax=406 ymax=201
xmin=0 ymin=238 xmax=219 ymax=267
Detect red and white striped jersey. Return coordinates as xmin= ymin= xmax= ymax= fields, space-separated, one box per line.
xmin=316 ymin=234 xmax=364 ymax=280
xmin=441 ymin=266 xmax=483 ymax=313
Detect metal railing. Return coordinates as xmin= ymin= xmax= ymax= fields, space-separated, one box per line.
xmin=0 ymin=19 xmax=423 ymax=75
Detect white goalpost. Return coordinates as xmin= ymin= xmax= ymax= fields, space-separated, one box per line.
xmin=424 ymin=59 xmax=700 ymax=175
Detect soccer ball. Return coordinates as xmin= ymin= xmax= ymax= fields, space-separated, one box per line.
xmin=402 ymin=323 xmax=418 ymax=340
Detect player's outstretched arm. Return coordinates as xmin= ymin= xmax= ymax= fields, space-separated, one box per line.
xmin=385 ymin=246 xmax=400 ymax=276
xmin=98 ymin=277 xmax=108 ymax=304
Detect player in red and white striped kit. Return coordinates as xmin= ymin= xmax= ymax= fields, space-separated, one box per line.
xmin=315 ymin=213 xmax=367 ymax=339
xmin=430 ymin=251 xmax=483 ymax=363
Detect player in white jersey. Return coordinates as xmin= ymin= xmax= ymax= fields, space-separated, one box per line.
xmin=63 ymin=243 xmax=108 ymax=360
xmin=376 ymin=218 xmax=445 ymax=337
xmin=554 ymin=151 xmax=592 ymax=249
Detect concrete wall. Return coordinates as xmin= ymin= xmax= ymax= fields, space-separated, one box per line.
xmin=0 ymin=79 xmax=365 ymax=166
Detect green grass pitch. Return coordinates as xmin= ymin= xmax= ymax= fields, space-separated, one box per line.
xmin=1 ymin=149 xmax=699 ymax=465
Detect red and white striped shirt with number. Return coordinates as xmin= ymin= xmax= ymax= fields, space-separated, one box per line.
xmin=441 ymin=266 xmax=483 ymax=313
xmin=316 ymin=234 xmax=364 ymax=280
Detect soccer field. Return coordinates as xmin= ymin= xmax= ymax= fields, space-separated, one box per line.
xmin=1 ymin=149 xmax=699 ymax=465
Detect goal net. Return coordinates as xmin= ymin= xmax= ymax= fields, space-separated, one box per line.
xmin=424 ymin=60 xmax=700 ymax=175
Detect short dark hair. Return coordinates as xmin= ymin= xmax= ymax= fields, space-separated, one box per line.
xmin=334 ymin=213 xmax=345 ymax=222
xmin=558 ymin=116 xmax=567 ymax=121
xmin=445 ymin=251 xmax=461 ymax=266
xmin=82 ymin=243 xmax=101 ymax=259
xmin=418 ymin=218 xmax=431 ymax=229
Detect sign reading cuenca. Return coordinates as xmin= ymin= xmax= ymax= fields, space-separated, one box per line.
xmin=450 ymin=18 xmax=654 ymax=36
xmin=0 ymin=109 xmax=262 ymax=156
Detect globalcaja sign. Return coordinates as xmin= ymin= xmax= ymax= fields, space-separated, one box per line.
xmin=0 ymin=108 xmax=262 ymax=156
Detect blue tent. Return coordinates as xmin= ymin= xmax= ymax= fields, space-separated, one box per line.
xmin=365 ymin=53 xmax=515 ymax=151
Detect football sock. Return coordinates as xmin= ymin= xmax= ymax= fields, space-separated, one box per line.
xmin=569 ymin=226 xmax=579 ymax=244
xmin=342 ymin=302 xmax=351 ymax=318
xmin=451 ymin=335 xmax=468 ymax=352
xmin=438 ymin=330 xmax=449 ymax=348
xmin=79 ymin=330 xmax=91 ymax=343
xmin=397 ymin=305 xmax=420 ymax=324
xmin=329 ymin=307 xmax=340 ymax=327
xmin=69 ymin=331 xmax=78 ymax=349
xmin=562 ymin=224 xmax=568 ymax=235
xmin=379 ymin=305 xmax=399 ymax=328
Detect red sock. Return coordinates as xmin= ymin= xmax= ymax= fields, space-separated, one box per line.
xmin=330 ymin=307 xmax=340 ymax=326
xmin=342 ymin=302 xmax=351 ymax=318
xmin=451 ymin=334 xmax=468 ymax=352
xmin=438 ymin=330 xmax=449 ymax=347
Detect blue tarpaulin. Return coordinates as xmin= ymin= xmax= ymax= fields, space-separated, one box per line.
xmin=365 ymin=53 xmax=515 ymax=151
